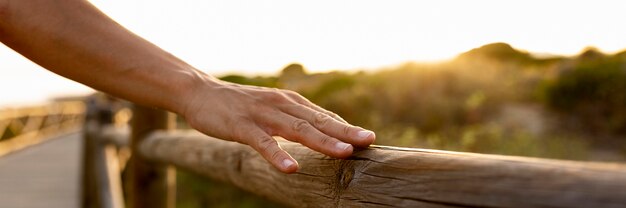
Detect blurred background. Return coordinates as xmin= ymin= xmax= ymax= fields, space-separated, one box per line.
xmin=2 ymin=0 xmax=625 ymax=207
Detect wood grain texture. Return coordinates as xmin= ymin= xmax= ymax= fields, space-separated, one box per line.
xmin=139 ymin=130 xmax=626 ymax=208
xmin=128 ymin=105 xmax=175 ymax=208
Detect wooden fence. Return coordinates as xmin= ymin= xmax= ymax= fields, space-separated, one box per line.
xmin=0 ymin=101 xmax=84 ymax=156
xmin=83 ymin=100 xmax=626 ymax=208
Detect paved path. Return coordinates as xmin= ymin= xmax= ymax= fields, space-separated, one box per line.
xmin=0 ymin=132 xmax=81 ymax=208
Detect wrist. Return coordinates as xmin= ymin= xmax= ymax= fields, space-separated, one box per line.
xmin=173 ymin=69 xmax=223 ymax=117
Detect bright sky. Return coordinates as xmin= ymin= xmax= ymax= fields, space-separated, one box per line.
xmin=1 ymin=0 xmax=625 ymax=107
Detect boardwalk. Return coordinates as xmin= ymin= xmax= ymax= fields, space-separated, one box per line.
xmin=0 ymin=132 xmax=81 ymax=208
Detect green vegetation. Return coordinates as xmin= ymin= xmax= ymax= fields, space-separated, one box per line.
xmin=177 ymin=170 xmax=284 ymax=208
xmin=541 ymin=48 xmax=626 ymax=135
xmin=176 ymin=43 xmax=626 ymax=207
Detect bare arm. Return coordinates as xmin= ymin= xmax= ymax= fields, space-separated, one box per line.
xmin=0 ymin=0 xmax=201 ymax=111
xmin=0 ymin=0 xmax=375 ymax=173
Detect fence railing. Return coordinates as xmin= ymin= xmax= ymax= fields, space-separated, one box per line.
xmin=83 ymin=100 xmax=626 ymax=208
xmin=0 ymin=101 xmax=84 ymax=156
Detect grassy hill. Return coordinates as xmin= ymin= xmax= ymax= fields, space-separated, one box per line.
xmin=178 ymin=43 xmax=626 ymax=207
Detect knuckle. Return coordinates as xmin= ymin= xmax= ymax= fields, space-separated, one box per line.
xmin=329 ymin=112 xmax=341 ymax=120
xmin=343 ymin=125 xmax=352 ymax=136
xmin=270 ymin=149 xmax=282 ymax=161
xmin=283 ymin=90 xmax=306 ymax=102
xmin=286 ymin=91 xmax=301 ymax=98
xmin=256 ymin=136 xmax=278 ymax=153
xmin=291 ymin=119 xmax=311 ymax=133
xmin=318 ymin=136 xmax=333 ymax=146
xmin=262 ymin=91 xmax=285 ymax=103
xmin=313 ymin=112 xmax=331 ymax=128
xmin=325 ymin=111 xmax=344 ymax=122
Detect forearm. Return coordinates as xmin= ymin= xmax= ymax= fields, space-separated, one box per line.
xmin=0 ymin=0 xmax=213 ymax=113
xmin=0 ymin=0 xmax=376 ymax=173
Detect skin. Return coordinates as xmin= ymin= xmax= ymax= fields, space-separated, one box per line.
xmin=0 ymin=0 xmax=375 ymax=173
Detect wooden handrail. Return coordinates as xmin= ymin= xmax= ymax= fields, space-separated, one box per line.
xmin=0 ymin=101 xmax=84 ymax=121
xmin=137 ymin=130 xmax=626 ymax=208
xmin=80 ymin=99 xmax=626 ymax=208
xmin=0 ymin=101 xmax=85 ymax=156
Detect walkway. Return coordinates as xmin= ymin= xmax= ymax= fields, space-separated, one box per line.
xmin=0 ymin=132 xmax=81 ymax=208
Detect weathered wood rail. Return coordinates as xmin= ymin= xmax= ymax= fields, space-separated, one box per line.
xmin=0 ymin=101 xmax=84 ymax=156
xmin=140 ymin=131 xmax=626 ymax=208
xmin=83 ymin=99 xmax=626 ymax=208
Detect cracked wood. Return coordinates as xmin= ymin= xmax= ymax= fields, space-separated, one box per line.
xmin=138 ymin=130 xmax=626 ymax=208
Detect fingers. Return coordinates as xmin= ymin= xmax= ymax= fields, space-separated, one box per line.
xmin=279 ymin=104 xmax=376 ymax=147
xmin=284 ymin=91 xmax=349 ymax=123
xmin=259 ymin=112 xmax=354 ymax=158
xmin=244 ymin=125 xmax=299 ymax=173
xmin=306 ymin=103 xmax=348 ymax=124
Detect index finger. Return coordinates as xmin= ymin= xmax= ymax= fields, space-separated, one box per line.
xmin=280 ymin=104 xmax=376 ymax=147
xmin=283 ymin=91 xmax=349 ymax=123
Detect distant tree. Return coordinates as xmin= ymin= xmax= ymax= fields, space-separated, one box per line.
xmin=542 ymin=52 xmax=626 ymax=134
xmin=279 ymin=63 xmax=307 ymax=78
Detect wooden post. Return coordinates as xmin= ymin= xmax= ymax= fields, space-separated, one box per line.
xmin=128 ymin=105 xmax=175 ymax=208
xmin=82 ymin=96 xmax=127 ymax=208
xmin=82 ymin=97 xmax=103 ymax=208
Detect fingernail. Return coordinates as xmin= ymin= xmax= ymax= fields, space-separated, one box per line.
xmin=282 ymin=159 xmax=295 ymax=169
xmin=357 ymin=130 xmax=374 ymax=140
xmin=335 ymin=142 xmax=352 ymax=150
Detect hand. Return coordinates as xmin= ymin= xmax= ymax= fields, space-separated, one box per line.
xmin=181 ymin=78 xmax=376 ymax=173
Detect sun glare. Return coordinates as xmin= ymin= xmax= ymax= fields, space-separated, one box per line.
xmin=1 ymin=0 xmax=625 ymax=105
xmin=87 ymin=0 xmax=626 ymax=74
